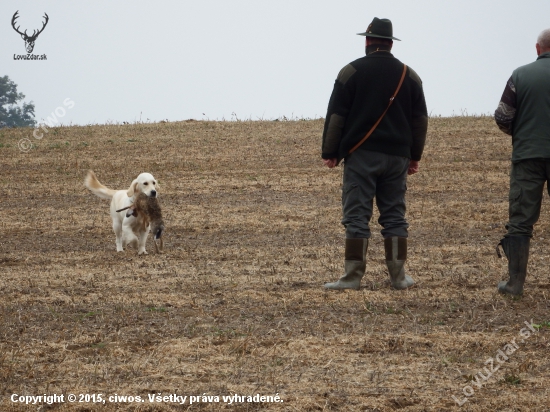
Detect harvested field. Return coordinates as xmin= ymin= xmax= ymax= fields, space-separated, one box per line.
xmin=0 ymin=116 xmax=549 ymax=411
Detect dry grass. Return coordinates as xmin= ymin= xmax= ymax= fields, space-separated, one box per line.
xmin=0 ymin=116 xmax=549 ymax=411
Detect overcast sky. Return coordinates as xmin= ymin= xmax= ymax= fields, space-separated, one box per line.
xmin=2 ymin=0 xmax=550 ymax=125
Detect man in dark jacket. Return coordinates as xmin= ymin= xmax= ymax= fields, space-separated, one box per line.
xmin=494 ymin=28 xmax=550 ymax=296
xmin=322 ymin=17 xmax=428 ymax=291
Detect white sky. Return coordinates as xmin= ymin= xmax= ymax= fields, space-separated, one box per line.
xmin=2 ymin=0 xmax=549 ymax=125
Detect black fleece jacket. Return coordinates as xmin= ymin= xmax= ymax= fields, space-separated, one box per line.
xmin=321 ymin=48 xmax=428 ymax=163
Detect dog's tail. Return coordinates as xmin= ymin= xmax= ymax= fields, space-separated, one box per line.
xmin=84 ymin=170 xmax=117 ymax=200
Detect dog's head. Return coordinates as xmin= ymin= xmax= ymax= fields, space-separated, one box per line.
xmin=126 ymin=173 xmax=159 ymax=198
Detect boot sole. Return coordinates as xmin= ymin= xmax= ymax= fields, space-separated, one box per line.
xmin=324 ymin=283 xmax=360 ymax=291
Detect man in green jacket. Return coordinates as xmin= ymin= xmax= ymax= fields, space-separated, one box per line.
xmin=495 ymin=28 xmax=550 ymax=296
xmin=322 ymin=18 xmax=428 ymax=291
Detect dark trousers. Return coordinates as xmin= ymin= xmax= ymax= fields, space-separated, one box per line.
xmin=506 ymin=159 xmax=550 ymax=237
xmin=342 ymin=150 xmax=409 ymax=239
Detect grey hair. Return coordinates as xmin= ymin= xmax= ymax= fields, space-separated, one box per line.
xmin=537 ymin=28 xmax=550 ymax=48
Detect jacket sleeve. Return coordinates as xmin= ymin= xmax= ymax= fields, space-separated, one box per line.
xmin=494 ymin=76 xmax=516 ymax=135
xmin=321 ymin=64 xmax=356 ymax=159
xmin=408 ymin=68 xmax=428 ymax=161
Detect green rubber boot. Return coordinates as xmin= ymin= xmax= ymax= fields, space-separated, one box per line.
xmin=384 ymin=237 xmax=414 ymax=290
xmin=324 ymin=238 xmax=368 ymax=290
xmin=496 ymin=236 xmax=530 ymax=296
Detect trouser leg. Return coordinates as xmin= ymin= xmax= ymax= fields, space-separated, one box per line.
xmin=505 ymin=160 xmax=545 ymax=238
xmin=375 ymin=155 xmax=409 ymax=239
xmin=498 ymin=160 xmax=547 ymax=295
xmin=374 ymin=155 xmax=411 ymax=288
xmin=341 ymin=152 xmax=378 ymax=239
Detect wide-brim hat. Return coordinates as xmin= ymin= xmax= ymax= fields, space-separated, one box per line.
xmin=357 ymin=17 xmax=401 ymax=41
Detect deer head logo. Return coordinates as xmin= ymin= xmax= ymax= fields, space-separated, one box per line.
xmin=11 ymin=11 xmax=49 ymax=54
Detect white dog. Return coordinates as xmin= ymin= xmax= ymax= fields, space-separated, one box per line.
xmin=85 ymin=170 xmax=159 ymax=255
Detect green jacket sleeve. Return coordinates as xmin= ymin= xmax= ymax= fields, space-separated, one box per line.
xmin=321 ymin=64 xmax=356 ymax=160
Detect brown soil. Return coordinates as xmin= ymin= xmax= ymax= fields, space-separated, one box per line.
xmin=0 ymin=117 xmax=549 ymax=411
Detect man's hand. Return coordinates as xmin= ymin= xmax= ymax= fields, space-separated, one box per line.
xmin=323 ymin=158 xmax=338 ymax=169
xmin=408 ymin=160 xmax=419 ymax=175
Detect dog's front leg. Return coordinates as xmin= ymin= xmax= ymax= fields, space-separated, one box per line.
xmin=137 ymin=226 xmax=149 ymax=256
xmin=113 ymin=220 xmax=124 ymax=252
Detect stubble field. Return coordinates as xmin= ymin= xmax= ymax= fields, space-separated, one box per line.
xmin=0 ymin=117 xmax=549 ymax=411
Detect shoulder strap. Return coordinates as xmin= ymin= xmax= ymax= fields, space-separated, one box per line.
xmin=348 ymin=64 xmax=408 ymax=155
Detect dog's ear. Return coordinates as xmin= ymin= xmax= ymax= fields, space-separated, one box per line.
xmin=127 ymin=179 xmax=139 ymax=197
